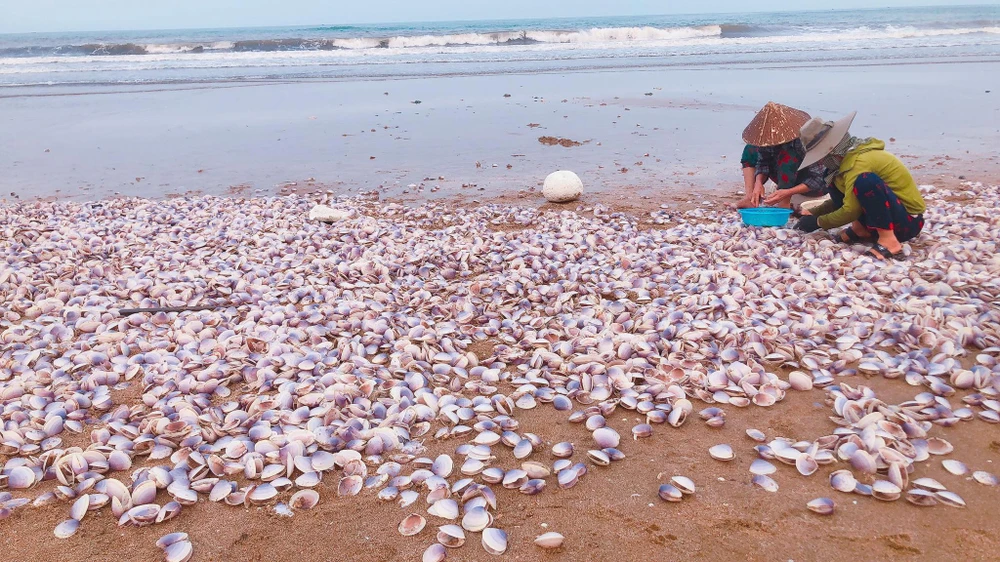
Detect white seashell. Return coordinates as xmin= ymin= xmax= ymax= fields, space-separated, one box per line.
xmin=164 ymin=540 xmax=193 ymax=562
xmin=941 ymin=459 xmax=968 ymax=476
xmin=670 ymin=476 xmax=695 ymax=495
xmin=534 ymin=532 xmax=565 ymax=549
xmin=423 ymin=543 xmax=447 ymax=562
xmin=709 ymin=444 xmax=734 ymax=461
xmin=750 ymin=459 xmax=776 ymax=476
xmin=788 ymin=371 xmax=813 ymax=391
xmin=428 ymin=499 xmax=459 ymax=520
xmin=752 ymin=475 xmax=778 ymax=492
xmin=592 ymin=427 xmax=620 ymax=449
xmin=54 ymin=519 xmax=80 ymax=539
xmin=399 ymin=513 xmax=427 ymax=536
xmin=806 ymin=497 xmax=835 ymax=515
xmin=482 ymin=528 xmax=508 ymax=555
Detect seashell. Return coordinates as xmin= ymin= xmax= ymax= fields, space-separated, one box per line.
xmin=248 ymin=483 xmax=277 ymax=504
xmin=157 ymin=501 xmax=182 ymax=523
xmin=657 ymin=483 xmax=683 ymax=502
xmin=156 ymin=532 xmax=189 ymax=550
xmin=788 ymin=371 xmax=813 ymax=391
xmin=557 ymin=467 xmax=579 ymax=489
xmin=941 ymin=459 xmax=968 ymax=476
xmin=428 ymin=499 xmax=460 ymax=520
xmin=432 ymin=454 xmax=454 ymax=478
xmin=752 ymin=475 xmax=778 ymax=493
xmin=849 ymin=450 xmax=877 ymax=474
xmin=670 ymin=476 xmax=695 ymax=495
xmin=54 ymin=519 xmax=80 ymax=539
xmin=70 ymin=494 xmax=90 ymax=521
xmin=423 ymin=543 xmax=447 ymax=562
xmin=631 ymin=424 xmax=652 ymax=439
xmin=587 ymin=450 xmax=610 ymax=466
xmin=295 ymin=472 xmax=321 ymax=488
xmin=925 ymin=438 xmax=953 ymax=455
xmin=338 ymin=475 xmax=363 ymax=497
xmin=552 ymin=442 xmax=574 ymax=458
xmin=482 ymin=528 xmax=508 ymax=555
xmin=603 ymin=448 xmax=625 ymax=461
xmin=592 ymin=427 xmax=620 ymax=449
xmin=871 ymin=480 xmax=901 ymax=501
xmin=552 ymin=459 xmax=573 ymax=473
xmin=906 ymin=489 xmax=939 ymax=506
xmin=705 ymin=415 xmax=726 ymax=428
xmin=911 ymin=477 xmax=946 ymax=492
xmin=585 ymin=415 xmax=606 ymax=431
xmin=399 ymin=513 xmax=427 ymax=536
xmin=474 ymin=431 xmax=502 ymax=446
xmin=513 ymin=439 xmax=533 ymax=460
xmin=520 ymin=479 xmax=546 ymax=495
xmin=552 ymin=395 xmax=572 ymax=411
xmin=289 ymin=489 xmax=319 ymax=510
xmin=164 ymin=540 xmax=193 ymax=562
xmin=398 ymin=490 xmax=419 ymax=508
xmin=973 ymin=471 xmax=998 ymax=486
xmin=935 ymin=491 xmax=966 ymax=508
xmin=481 ymin=468 xmax=504 ymax=484
xmin=534 ymin=532 xmax=565 ymax=549
xmin=209 ymin=480 xmax=233 ymax=502
xmin=521 ymin=462 xmax=550 ymax=479
xmin=437 ymin=524 xmax=466 ymax=548
xmin=750 ymin=459 xmax=776 ymax=476
xmin=708 ymin=444 xmax=734 ymax=461
xmin=795 ymin=454 xmax=818 ymax=477
xmin=132 ymin=478 xmax=158 ymax=503
xmin=462 ymin=506 xmax=493 ymax=532
xmin=806 ymin=497 xmax=835 ymax=515
xmin=8 ymin=467 xmax=36 ymax=490
xmin=745 ymin=429 xmax=766 ymax=442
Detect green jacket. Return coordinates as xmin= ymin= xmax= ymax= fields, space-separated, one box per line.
xmin=813 ymin=139 xmax=926 ymax=229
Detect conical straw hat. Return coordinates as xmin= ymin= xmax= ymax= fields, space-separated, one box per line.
xmin=742 ymin=102 xmax=811 ymax=147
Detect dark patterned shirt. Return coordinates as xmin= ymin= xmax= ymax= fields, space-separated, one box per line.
xmin=741 ymin=139 xmax=827 ymax=196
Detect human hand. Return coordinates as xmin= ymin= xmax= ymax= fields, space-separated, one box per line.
xmin=794 ymin=215 xmax=820 ymax=232
xmin=750 ymin=181 xmax=764 ymax=207
xmin=763 ymin=190 xmax=792 ymax=207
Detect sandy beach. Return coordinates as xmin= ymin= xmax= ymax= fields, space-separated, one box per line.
xmin=3 ymin=9 xmax=1000 ymax=561
xmin=2 ymin=177 xmax=1000 ymax=561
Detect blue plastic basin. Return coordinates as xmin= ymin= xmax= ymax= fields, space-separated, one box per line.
xmin=739 ymin=207 xmax=794 ymax=227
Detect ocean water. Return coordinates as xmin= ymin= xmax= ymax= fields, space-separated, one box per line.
xmin=0 ymin=5 xmax=997 ymax=87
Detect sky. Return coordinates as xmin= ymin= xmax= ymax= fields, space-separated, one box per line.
xmin=1 ymin=0 xmax=997 ymax=33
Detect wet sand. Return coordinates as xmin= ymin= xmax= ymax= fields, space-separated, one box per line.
xmin=2 ymin=60 xmax=998 ymax=203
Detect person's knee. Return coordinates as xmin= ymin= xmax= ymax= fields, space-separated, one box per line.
xmin=854 ymin=173 xmax=884 ymax=195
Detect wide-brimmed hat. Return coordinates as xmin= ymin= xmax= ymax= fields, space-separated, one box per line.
xmin=742 ymin=102 xmax=811 ymax=147
xmin=799 ymin=111 xmax=857 ymax=168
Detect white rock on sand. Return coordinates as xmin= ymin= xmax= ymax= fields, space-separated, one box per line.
xmin=542 ymin=171 xmax=583 ymax=203
xmin=308 ymin=205 xmax=352 ymax=222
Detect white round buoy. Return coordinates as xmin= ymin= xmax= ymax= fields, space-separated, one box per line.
xmin=309 ymin=205 xmax=351 ymax=223
xmin=542 ymin=171 xmax=583 ymax=203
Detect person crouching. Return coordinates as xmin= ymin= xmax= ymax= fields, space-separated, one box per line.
xmin=793 ymin=111 xmax=926 ymax=261
xmin=737 ymin=102 xmax=828 ymax=213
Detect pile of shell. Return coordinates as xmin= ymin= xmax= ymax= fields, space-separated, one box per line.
xmin=1 ymin=182 xmax=999 ymax=558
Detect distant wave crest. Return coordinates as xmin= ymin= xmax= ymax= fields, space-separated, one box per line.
xmin=0 ymin=23 xmax=998 ymax=60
